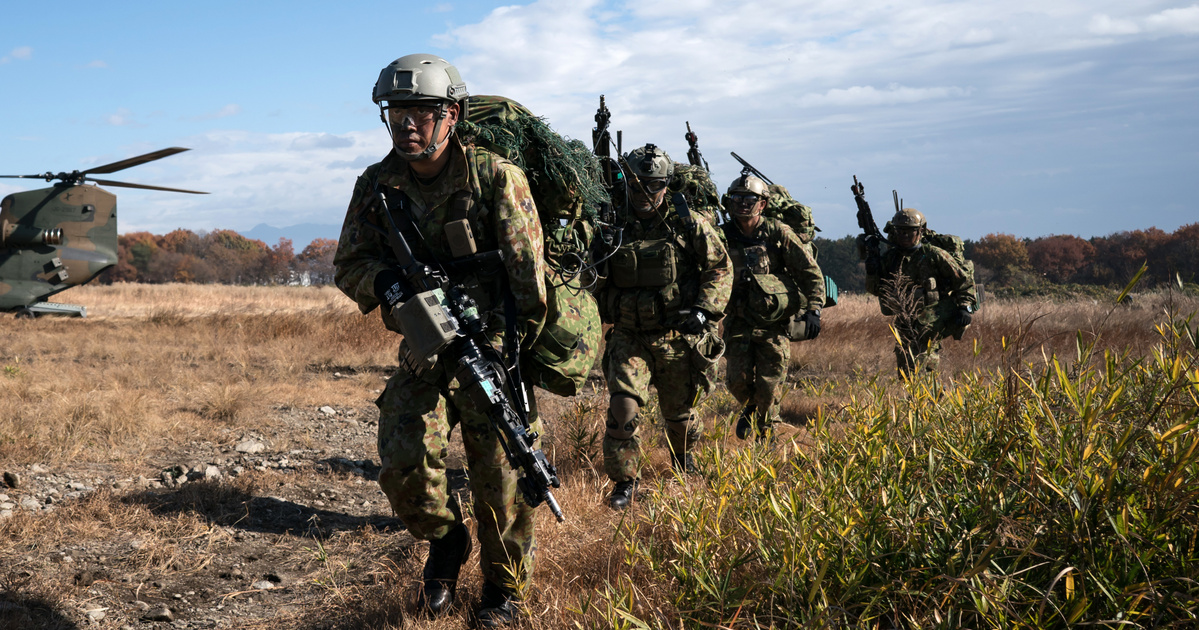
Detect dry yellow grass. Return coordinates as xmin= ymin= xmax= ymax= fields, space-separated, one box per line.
xmin=1 ymin=283 xmax=1193 ymax=629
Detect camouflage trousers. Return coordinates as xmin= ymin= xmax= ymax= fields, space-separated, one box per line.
xmin=375 ymin=358 xmax=539 ymax=587
xmin=724 ymin=318 xmax=790 ymax=431
xmin=601 ymin=326 xmax=717 ymax=482
xmin=895 ymin=328 xmax=943 ymax=377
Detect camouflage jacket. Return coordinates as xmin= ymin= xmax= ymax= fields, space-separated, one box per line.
xmin=721 ymin=217 xmax=824 ymax=327
xmin=334 ymin=138 xmax=547 ymax=349
xmin=597 ymin=204 xmax=732 ymax=332
xmin=866 ymin=242 xmax=973 ymax=327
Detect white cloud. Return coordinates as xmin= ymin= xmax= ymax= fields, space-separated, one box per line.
xmin=1089 ymin=14 xmax=1141 ymax=35
xmin=1145 ymin=4 xmax=1199 ymax=33
xmin=114 ymin=129 xmax=392 ymax=234
xmin=85 ymin=60 xmax=108 ymax=69
xmin=1 ymin=45 xmax=33 ymax=64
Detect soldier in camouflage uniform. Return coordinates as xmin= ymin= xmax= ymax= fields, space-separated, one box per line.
xmin=864 ymin=208 xmax=976 ymax=376
xmin=333 ymin=54 xmax=544 ymax=627
xmin=720 ymin=175 xmax=824 ymax=441
xmin=597 ymin=144 xmax=732 ymax=510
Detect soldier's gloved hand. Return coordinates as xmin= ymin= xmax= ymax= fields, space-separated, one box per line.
xmin=677 ymin=308 xmax=710 ymax=335
xmin=373 ymin=269 xmax=412 ymax=312
xmin=956 ymin=307 xmax=972 ymax=327
xmin=801 ymin=309 xmax=822 ymax=340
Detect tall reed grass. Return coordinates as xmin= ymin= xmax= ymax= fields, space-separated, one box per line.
xmin=579 ymin=288 xmax=1199 ymax=628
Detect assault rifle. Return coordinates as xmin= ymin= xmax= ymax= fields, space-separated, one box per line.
xmin=731 ymin=151 xmax=775 ymax=186
xmin=367 ymin=191 xmax=565 ymax=522
xmin=851 ymin=175 xmax=887 ymax=274
xmin=684 ymin=122 xmax=710 ymax=173
xmin=593 ymin=95 xmax=615 ymax=189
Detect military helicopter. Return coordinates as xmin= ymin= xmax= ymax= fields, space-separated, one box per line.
xmin=0 ymin=147 xmax=206 ymax=318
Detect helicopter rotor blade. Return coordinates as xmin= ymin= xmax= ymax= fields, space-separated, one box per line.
xmin=87 ymin=178 xmax=209 ymax=195
xmin=81 ymin=147 xmax=192 ymax=175
xmin=0 ymin=174 xmax=54 ymax=180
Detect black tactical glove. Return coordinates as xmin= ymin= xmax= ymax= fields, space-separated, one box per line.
xmin=956 ymin=307 xmax=972 ymax=327
xmin=677 ymin=308 xmax=710 ymax=335
xmin=373 ymin=269 xmax=412 ymax=312
xmin=801 ymin=309 xmax=822 ymax=340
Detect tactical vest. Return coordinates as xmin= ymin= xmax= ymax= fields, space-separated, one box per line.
xmin=378 ymin=144 xmax=602 ymax=397
xmin=603 ymin=213 xmax=700 ymax=331
xmin=724 ymin=223 xmax=801 ymax=327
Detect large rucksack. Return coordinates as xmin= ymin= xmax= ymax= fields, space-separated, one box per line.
xmin=456 ymin=95 xmax=607 ymax=396
xmin=763 ymin=184 xmax=819 ymax=244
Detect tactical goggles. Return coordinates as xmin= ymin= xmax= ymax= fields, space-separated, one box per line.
xmin=385 ymin=103 xmax=442 ymax=126
xmin=633 ymin=178 xmax=669 ymax=195
xmin=728 ymin=193 xmax=763 ymax=206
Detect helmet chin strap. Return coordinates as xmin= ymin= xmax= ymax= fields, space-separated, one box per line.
xmin=385 ymin=103 xmax=453 ymax=162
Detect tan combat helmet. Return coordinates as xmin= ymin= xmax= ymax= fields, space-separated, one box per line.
xmin=725 ymin=174 xmax=770 ymax=218
xmin=727 ymin=174 xmax=770 ymax=198
xmin=373 ymin=54 xmax=470 ymax=160
xmin=890 ymin=207 xmax=926 ymax=229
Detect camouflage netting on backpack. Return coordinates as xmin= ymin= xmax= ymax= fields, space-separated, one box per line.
xmin=670 ymin=163 xmax=722 ymax=225
xmin=458 ymin=95 xmax=606 ymax=397
xmin=460 ymin=95 xmax=608 ymax=272
xmin=763 ymin=184 xmax=818 ymax=243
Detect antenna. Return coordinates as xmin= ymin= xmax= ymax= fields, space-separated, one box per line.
xmin=892 ymin=190 xmax=901 ymax=213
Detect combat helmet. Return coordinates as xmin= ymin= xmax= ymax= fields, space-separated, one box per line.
xmin=889 ymin=208 xmax=926 ymax=229
xmin=625 ymin=143 xmax=674 ymax=181
xmin=725 ymin=174 xmax=770 ymax=218
xmin=373 ymin=54 xmax=470 ymax=161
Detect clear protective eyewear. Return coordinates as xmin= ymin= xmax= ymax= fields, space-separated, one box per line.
xmin=385 ymin=104 xmax=441 ymax=127
xmin=634 ymin=178 xmax=669 ymax=195
xmin=728 ymin=193 xmax=763 ymax=206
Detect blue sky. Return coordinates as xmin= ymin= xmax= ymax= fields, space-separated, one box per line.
xmin=3 ymin=0 xmax=1197 ymax=243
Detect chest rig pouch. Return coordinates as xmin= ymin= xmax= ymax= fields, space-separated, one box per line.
xmin=731 ymin=239 xmax=797 ymax=327
xmin=611 ymin=238 xmax=679 ymax=288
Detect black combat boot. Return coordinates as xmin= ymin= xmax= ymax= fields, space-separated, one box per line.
xmin=607 ymin=479 xmax=637 ymax=510
xmin=735 ymin=405 xmax=757 ymax=440
xmin=671 ymin=451 xmax=697 ymax=475
xmin=417 ymin=522 xmax=472 ymax=615
xmin=476 ymin=581 xmax=518 ymax=627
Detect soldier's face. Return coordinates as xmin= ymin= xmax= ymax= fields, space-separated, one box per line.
xmin=729 ymin=193 xmax=765 ymax=219
xmin=630 ymin=177 xmax=668 ymax=216
xmin=894 ymin=226 xmax=922 ymax=249
xmin=387 ymin=102 xmax=459 ymax=157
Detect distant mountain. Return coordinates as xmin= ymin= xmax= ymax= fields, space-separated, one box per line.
xmin=240 ymin=223 xmax=341 ymax=250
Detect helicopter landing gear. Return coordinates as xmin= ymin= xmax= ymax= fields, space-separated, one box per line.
xmin=14 ymin=308 xmax=38 ymax=319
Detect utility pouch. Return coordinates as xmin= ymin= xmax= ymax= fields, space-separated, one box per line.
xmin=445 ymin=191 xmax=478 ymax=258
xmin=747 ymin=273 xmax=798 ymax=326
xmin=395 ymin=289 xmax=458 ymax=373
xmin=524 ymin=274 xmax=602 ymax=396
xmin=923 ymin=277 xmax=939 ymax=306
xmin=611 ymin=239 xmax=678 ymax=288
xmin=688 ymin=329 xmax=726 ymax=395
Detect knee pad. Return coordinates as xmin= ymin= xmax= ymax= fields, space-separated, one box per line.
xmin=606 ymin=394 xmax=639 ymax=440
xmin=665 ymin=416 xmax=702 ymax=444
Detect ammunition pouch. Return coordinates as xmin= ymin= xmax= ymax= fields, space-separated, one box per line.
xmin=610 ymin=238 xmax=678 ymax=288
xmin=524 ymin=273 xmax=602 ymax=397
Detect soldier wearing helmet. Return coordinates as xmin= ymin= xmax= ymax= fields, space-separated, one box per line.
xmin=334 ymin=54 xmax=546 ymax=626
xmin=596 ymin=143 xmax=732 ymax=510
xmin=865 ymin=206 xmax=977 ymax=376
xmin=720 ymin=174 xmax=825 ymax=441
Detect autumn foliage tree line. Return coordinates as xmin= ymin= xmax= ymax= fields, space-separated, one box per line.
xmin=101 ymin=229 xmax=338 ymax=286
xmin=104 ymin=223 xmax=1197 ymax=293
xmin=815 ymin=223 xmax=1199 ymax=295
